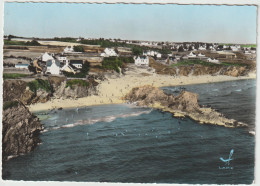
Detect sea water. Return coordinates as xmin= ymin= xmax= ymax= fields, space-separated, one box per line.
xmin=2 ymin=79 xmax=255 ymax=184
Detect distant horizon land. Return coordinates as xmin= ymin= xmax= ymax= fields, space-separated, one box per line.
xmin=3 ymin=35 xmax=257 ymax=45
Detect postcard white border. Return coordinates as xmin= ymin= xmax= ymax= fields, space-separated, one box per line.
xmin=0 ymin=0 xmax=259 ymax=186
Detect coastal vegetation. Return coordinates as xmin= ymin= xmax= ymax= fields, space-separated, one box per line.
xmin=102 ymin=57 xmax=123 ymax=73
xmin=3 ymin=73 xmax=30 ymax=79
xmin=171 ymin=60 xmax=247 ymax=67
xmin=27 ymin=79 xmax=52 ymax=93
xmin=66 ymin=79 xmax=89 ymax=88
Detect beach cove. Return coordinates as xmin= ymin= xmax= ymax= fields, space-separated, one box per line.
xmin=28 ymin=67 xmax=256 ymax=112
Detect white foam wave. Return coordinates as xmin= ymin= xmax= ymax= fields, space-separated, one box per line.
xmin=249 ymin=131 xmax=255 ymax=136
xmin=46 ymin=109 xmax=152 ymax=131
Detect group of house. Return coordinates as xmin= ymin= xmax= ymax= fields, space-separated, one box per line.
xmin=143 ymin=50 xmax=162 ymax=58
xmin=16 ymin=52 xmax=84 ymax=75
xmin=43 ymin=52 xmax=83 ymax=75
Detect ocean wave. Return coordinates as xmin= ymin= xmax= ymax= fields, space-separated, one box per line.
xmin=45 ymin=109 xmax=152 ymax=131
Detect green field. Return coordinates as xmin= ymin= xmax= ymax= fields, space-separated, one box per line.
xmin=221 ymin=43 xmax=256 ymax=48
xmin=3 ymin=73 xmax=30 ymax=79
xmin=240 ymin=44 xmax=257 ymax=48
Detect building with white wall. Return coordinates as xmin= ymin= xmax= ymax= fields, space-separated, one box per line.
xmin=42 ymin=52 xmax=54 ymax=62
xmin=46 ymin=59 xmax=61 ymax=75
xmin=101 ymin=48 xmax=118 ymax=57
xmin=134 ymin=56 xmax=149 ymax=66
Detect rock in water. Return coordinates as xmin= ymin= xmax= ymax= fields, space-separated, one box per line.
xmin=2 ymin=101 xmax=43 ymax=161
xmin=124 ymin=85 xmax=247 ymax=128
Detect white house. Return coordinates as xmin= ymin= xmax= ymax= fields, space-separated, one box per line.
xmin=156 ymin=53 xmax=162 ymax=58
xmin=70 ymin=60 xmax=83 ymax=69
xmin=57 ymin=56 xmax=68 ymax=63
xmin=134 ymin=56 xmax=149 ymax=66
xmin=244 ymin=50 xmax=251 ymax=55
xmin=15 ymin=64 xmax=29 ymax=69
xmin=46 ymin=59 xmax=61 ymax=75
xmin=198 ymin=45 xmax=206 ymax=50
xmin=42 ymin=52 xmax=54 ymax=62
xmin=101 ymin=48 xmax=118 ymax=57
xmin=197 ymin=53 xmax=205 ymax=57
xmin=187 ymin=52 xmax=196 ymax=58
xmin=61 ymin=61 xmax=76 ymax=74
xmin=64 ymin=46 xmax=74 ymax=53
xmin=207 ymin=58 xmax=220 ymax=64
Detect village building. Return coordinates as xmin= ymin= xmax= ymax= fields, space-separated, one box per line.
xmin=197 ymin=53 xmax=205 ymax=57
xmin=100 ymin=48 xmax=118 ymax=57
xmin=156 ymin=53 xmax=162 ymax=58
xmin=61 ymin=61 xmax=76 ymax=74
xmin=15 ymin=63 xmax=29 ymax=69
xmin=207 ymin=58 xmax=220 ymax=64
xmin=42 ymin=52 xmax=54 ymax=62
xmin=63 ymin=46 xmax=75 ymax=53
xmin=198 ymin=45 xmax=206 ymax=50
xmin=57 ymin=55 xmax=68 ymax=63
xmin=217 ymin=51 xmax=237 ymax=60
xmin=167 ymin=56 xmax=177 ymax=65
xmin=70 ymin=60 xmax=83 ymax=69
xmin=244 ymin=50 xmax=251 ymax=55
xmin=134 ymin=56 xmax=149 ymax=66
xmin=187 ymin=52 xmax=196 ymax=58
xmin=46 ymin=59 xmax=61 ymax=75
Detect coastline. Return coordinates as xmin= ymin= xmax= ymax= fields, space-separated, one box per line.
xmin=28 ymin=72 xmax=256 ymax=112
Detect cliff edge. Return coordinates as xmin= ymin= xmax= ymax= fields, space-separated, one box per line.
xmin=2 ymin=101 xmax=43 ymax=161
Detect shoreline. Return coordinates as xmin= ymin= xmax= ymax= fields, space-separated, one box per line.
xmin=28 ymin=72 xmax=256 ymax=112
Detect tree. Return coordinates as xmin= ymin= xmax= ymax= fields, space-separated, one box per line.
xmin=73 ymin=45 xmax=85 ymax=52
xmin=178 ymin=46 xmax=184 ymax=52
xmin=28 ymin=64 xmax=37 ymax=74
xmin=26 ymin=40 xmax=41 ymax=46
xmin=8 ymin=35 xmax=14 ymax=41
xmin=132 ymin=46 xmax=143 ymax=56
xmin=188 ymin=46 xmax=193 ymax=51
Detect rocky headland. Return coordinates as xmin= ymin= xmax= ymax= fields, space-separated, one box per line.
xmin=2 ymin=76 xmax=99 ymax=161
xmin=2 ymin=101 xmax=43 ymax=161
xmin=124 ymin=85 xmax=247 ymax=128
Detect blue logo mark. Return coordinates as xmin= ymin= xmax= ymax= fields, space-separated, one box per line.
xmin=219 ymin=149 xmax=234 ymax=170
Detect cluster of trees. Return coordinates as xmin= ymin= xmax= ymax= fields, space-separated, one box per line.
xmin=25 ymin=40 xmax=41 ymax=46
xmin=102 ymin=57 xmax=123 ymax=73
xmin=4 ymin=39 xmax=41 ymax=46
xmin=53 ymin=37 xmax=78 ymax=43
xmin=73 ymin=45 xmax=85 ymax=52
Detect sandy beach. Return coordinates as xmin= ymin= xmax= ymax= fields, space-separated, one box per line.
xmin=28 ymin=66 xmax=256 ymax=112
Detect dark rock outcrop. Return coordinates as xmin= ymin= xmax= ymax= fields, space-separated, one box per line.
xmin=53 ymin=81 xmax=98 ymax=99
xmin=2 ymin=102 xmax=43 ymax=161
xmin=3 ymin=80 xmax=27 ymax=102
xmin=3 ymin=80 xmax=52 ymax=105
xmin=124 ymin=85 xmax=247 ymax=128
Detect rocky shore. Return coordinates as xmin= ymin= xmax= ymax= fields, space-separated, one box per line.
xmin=124 ymin=85 xmax=247 ymax=128
xmin=2 ymin=77 xmax=99 ymax=161
xmin=2 ymin=101 xmax=43 ymax=161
